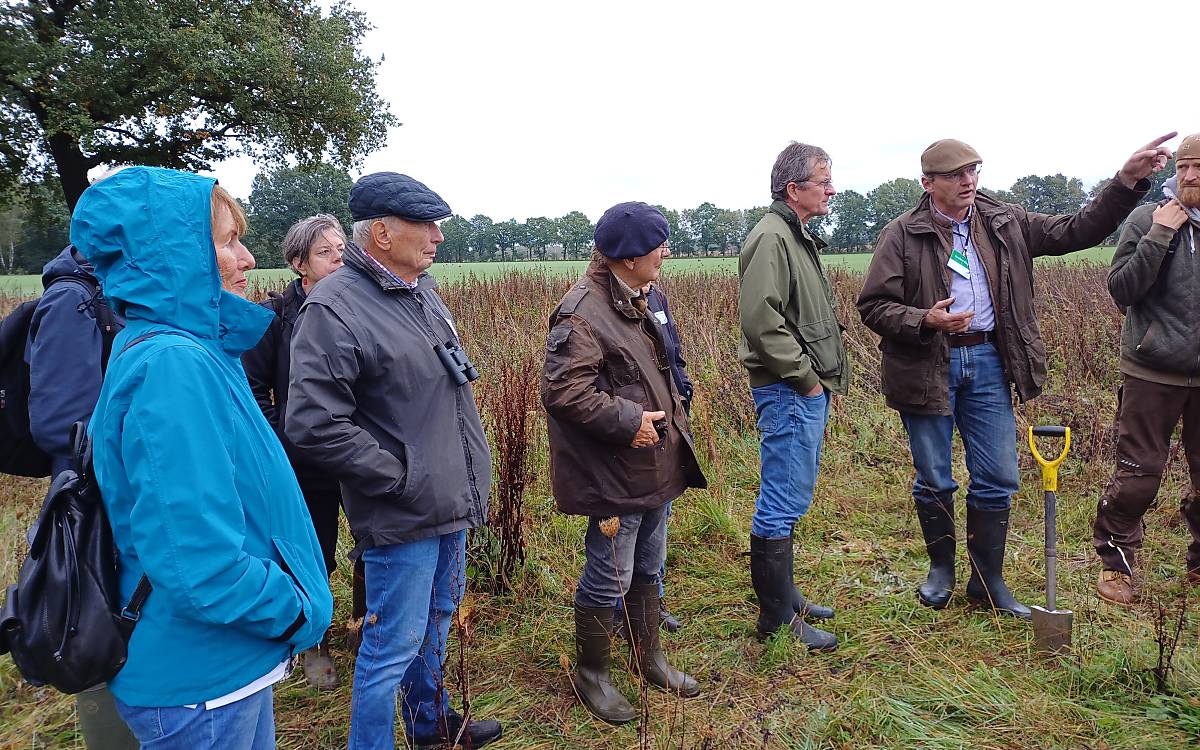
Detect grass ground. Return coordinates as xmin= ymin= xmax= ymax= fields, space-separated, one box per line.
xmin=1 ymin=261 xmax=1197 ymax=750
xmin=0 ymin=247 xmax=1117 ymax=297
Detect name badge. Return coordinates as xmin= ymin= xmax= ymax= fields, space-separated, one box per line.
xmin=653 ymin=310 xmax=668 ymax=325
xmin=948 ymin=247 xmax=970 ymax=279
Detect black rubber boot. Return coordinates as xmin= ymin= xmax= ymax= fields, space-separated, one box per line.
xmin=750 ymin=535 xmax=837 ymax=651
xmin=573 ymin=604 xmax=637 ymax=724
xmin=787 ymin=533 xmax=834 ymax=619
xmin=914 ymin=500 xmax=957 ymax=609
xmin=964 ymin=507 xmax=1031 ymax=620
xmin=411 ymin=707 xmax=503 ymax=748
xmin=627 ymin=582 xmax=699 ymax=697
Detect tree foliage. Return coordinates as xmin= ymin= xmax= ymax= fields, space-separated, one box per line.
xmin=1008 ymin=174 xmax=1087 ymax=215
xmin=0 ymin=0 xmax=396 ymax=209
xmin=247 ymin=164 xmax=352 ymax=268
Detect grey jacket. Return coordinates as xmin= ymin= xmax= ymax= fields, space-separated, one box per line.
xmin=285 ymin=242 xmax=491 ymax=557
xmin=1109 ymin=202 xmax=1200 ymax=380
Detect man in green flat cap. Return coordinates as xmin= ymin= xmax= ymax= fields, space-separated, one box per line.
xmin=856 ymin=133 xmax=1174 ymax=622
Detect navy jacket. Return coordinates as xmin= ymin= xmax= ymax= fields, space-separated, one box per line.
xmin=646 ymin=284 xmax=692 ymax=413
xmin=24 ymin=246 xmax=124 ymax=475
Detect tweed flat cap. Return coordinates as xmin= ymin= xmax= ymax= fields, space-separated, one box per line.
xmin=921 ymin=139 xmax=983 ymax=175
xmin=1178 ymin=133 xmax=1200 ymax=162
xmin=594 ymin=202 xmax=669 ymax=260
xmin=349 ymin=172 xmax=452 ymax=222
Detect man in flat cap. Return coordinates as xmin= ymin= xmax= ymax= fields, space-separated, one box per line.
xmin=857 ymin=134 xmax=1174 ymax=621
xmin=738 ymin=141 xmax=844 ymax=652
xmin=542 ymin=201 xmax=706 ymax=724
xmin=286 ymin=172 xmax=502 ymax=748
xmin=1093 ymin=133 xmax=1200 ymax=605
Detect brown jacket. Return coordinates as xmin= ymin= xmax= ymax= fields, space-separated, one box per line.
xmin=857 ymin=178 xmax=1147 ymax=415
xmin=541 ymin=262 xmax=706 ymax=517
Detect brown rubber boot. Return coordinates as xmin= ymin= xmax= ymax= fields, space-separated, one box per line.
xmin=626 ymin=582 xmax=700 ymax=697
xmin=1097 ymin=569 xmax=1135 ymax=606
xmin=573 ymin=604 xmax=637 ymax=724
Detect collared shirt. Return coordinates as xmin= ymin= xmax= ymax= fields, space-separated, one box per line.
xmin=931 ymin=203 xmax=995 ymax=332
xmin=610 ymin=270 xmax=647 ymax=314
xmin=362 ymin=247 xmax=419 ymax=290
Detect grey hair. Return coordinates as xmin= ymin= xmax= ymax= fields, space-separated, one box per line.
xmin=769 ymin=142 xmax=831 ymax=201
xmin=351 ymin=219 xmax=375 ymax=249
xmin=282 ymin=214 xmax=345 ymax=275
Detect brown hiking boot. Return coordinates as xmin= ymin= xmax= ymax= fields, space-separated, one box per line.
xmin=1097 ymin=570 xmax=1135 ymax=606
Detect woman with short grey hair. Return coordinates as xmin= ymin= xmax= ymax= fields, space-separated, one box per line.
xmin=243 ymin=213 xmax=354 ymax=690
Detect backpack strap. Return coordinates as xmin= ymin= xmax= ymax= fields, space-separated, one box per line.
xmin=45 ymin=275 xmax=118 ymax=376
xmin=116 ymin=575 xmax=153 ymax=637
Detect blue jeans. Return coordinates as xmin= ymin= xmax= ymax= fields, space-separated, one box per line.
xmin=900 ymin=343 xmax=1019 ymax=512
xmin=575 ymin=503 xmax=669 ymax=609
xmin=348 ymin=530 xmax=466 ymax=750
xmin=751 ymin=382 xmax=831 ymax=539
xmin=113 ymin=687 xmax=273 ymax=750
xmin=614 ymin=501 xmax=670 ymax=615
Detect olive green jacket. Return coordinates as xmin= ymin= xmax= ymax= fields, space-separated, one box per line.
xmin=737 ymin=201 xmax=850 ymax=395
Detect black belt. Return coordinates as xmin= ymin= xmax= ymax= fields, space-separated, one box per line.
xmin=948 ymin=330 xmax=995 ymax=348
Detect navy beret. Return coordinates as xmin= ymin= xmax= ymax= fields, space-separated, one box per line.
xmin=349 ymin=172 xmax=452 ymax=222
xmin=594 ymin=202 xmax=669 ymax=260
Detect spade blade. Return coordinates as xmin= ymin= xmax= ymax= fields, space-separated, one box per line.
xmin=1031 ymin=605 xmax=1073 ymax=655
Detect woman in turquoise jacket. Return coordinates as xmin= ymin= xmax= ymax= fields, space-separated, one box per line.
xmin=72 ymin=167 xmax=333 ymax=749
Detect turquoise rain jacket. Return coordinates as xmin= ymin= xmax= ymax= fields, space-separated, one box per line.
xmin=71 ymin=167 xmax=333 ymax=707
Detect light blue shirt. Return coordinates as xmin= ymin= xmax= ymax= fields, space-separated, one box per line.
xmin=933 ymin=203 xmax=995 ymax=332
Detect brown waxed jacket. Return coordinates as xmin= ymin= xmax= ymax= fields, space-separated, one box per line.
xmin=541 ymin=262 xmax=707 ymax=517
xmin=857 ymin=178 xmax=1147 ymax=415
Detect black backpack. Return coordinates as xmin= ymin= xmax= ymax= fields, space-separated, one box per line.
xmin=0 ymin=276 xmax=117 ymax=477
xmin=0 ymin=421 xmax=151 ymax=694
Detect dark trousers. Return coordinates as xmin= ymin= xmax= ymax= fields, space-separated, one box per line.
xmin=297 ymin=473 xmax=366 ymax=622
xmin=1093 ymin=375 xmax=1200 ymax=575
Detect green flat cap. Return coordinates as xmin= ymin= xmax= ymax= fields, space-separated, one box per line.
xmin=921 ymin=139 xmax=982 ymax=175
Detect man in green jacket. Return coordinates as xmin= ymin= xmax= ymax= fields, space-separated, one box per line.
xmin=1094 ymin=133 xmax=1200 ymax=605
xmin=738 ymin=141 xmax=847 ymax=652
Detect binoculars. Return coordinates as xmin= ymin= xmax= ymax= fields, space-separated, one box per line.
xmin=433 ymin=340 xmax=480 ymax=387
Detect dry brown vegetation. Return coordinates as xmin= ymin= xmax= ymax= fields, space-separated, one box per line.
xmin=1 ymin=263 xmax=1198 ymax=749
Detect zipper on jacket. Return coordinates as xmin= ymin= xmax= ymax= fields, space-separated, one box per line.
xmin=413 ymin=294 xmax=485 ymax=521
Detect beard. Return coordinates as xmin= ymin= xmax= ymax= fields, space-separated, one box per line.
xmin=1178 ymin=185 xmax=1200 ymax=209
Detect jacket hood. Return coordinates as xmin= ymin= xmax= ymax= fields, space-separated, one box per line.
xmin=70 ymin=167 xmax=271 ymax=355
xmin=40 ymin=245 xmax=96 ymax=289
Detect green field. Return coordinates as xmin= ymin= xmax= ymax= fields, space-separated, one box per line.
xmin=0 ymin=248 xmax=1117 ymax=298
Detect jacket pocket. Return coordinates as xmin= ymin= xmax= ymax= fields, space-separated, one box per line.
xmin=796 ymin=319 xmax=843 ymax=378
xmin=613 ymin=441 xmax=663 ymax=498
xmin=395 ymin=441 xmax=417 ymax=501
xmin=880 ymin=346 xmax=931 ymax=405
xmin=1017 ymin=320 xmax=1048 ymax=386
xmin=607 ymin=354 xmax=648 ymax=407
xmin=271 ymin=536 xmax=332 ymax=651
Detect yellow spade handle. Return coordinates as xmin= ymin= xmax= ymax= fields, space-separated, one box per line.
xmin=1028 ymin=426 xmax=1071 ymax=491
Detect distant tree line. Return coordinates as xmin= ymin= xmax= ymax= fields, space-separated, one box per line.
xmin=0 ymin=160 xmax=1177 ymax=274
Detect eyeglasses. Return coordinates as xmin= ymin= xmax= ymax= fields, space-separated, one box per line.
xmin=794 ymin=178 xmax=835 ymax=190
xmin=933 ymin=165 xmax=982 ymax=181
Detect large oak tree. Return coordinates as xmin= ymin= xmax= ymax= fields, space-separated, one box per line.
xmin=0 ymin=0 xmax=397 ymax=210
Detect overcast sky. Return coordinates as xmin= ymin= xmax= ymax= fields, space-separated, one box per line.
xmin=210 ymin=0 xmax=1197 ymax=222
